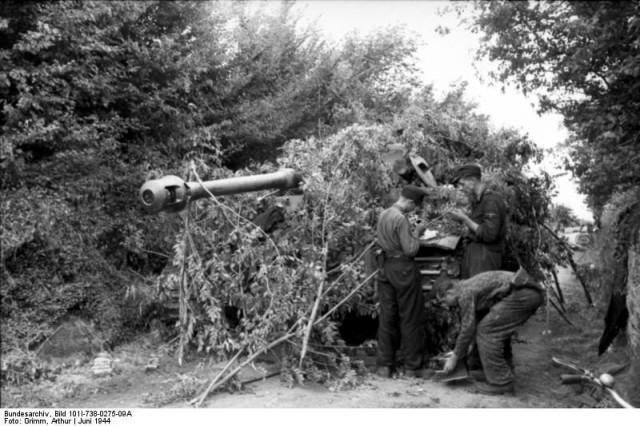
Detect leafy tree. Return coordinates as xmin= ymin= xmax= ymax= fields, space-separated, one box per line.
xmin=325 ymin=26 xmax=422 ymax=127
xmin=550 ymin=203 xmax=580 ymax=232
xmin=471 ymin=0 xmax=640 ymax=215
xmin=1 ymin=1 xmax=168 ymax=354
xmin=212 ymin=3 xmax=423 ymax=167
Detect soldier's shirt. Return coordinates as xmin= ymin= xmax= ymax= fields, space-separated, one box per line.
xmin=469 ymin=187 xmax=507 ymax=252
xmin=377 ymin=205 xmax=421 ymax=258
xmin=452 ymin=271 xmax=515 ymax=359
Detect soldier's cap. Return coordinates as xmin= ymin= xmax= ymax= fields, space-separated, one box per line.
xmin=451 ymin=164 xmax=482 ymax=185
xmin=400 ymin=185 xmax=429 ymax=203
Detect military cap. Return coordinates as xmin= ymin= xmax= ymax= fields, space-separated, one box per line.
xmin=451 ymin=164 xmax=482 ymax=185
xmin=400 ymin=185 xmax=428 ymax=203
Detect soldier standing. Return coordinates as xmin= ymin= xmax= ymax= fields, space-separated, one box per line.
xmin=447 ymin=164 xmax=507 ymax=278
xmin=375 ymin=185 xmax=429 ymax=378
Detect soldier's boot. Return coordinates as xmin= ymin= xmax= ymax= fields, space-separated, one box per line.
xmin=376 ymin=366 xmax=393 ymax=378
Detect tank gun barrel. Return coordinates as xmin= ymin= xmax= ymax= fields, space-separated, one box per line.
xmin=139 ymin=169 xmax=302 ymax=214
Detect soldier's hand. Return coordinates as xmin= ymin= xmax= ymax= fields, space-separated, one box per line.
xmin=416 ymin=223 xmax=428 ymax=237
xmin=443 ymin=354 xmax=458 ymax=373
xmin=447 ymin=209 xmax=467 ymax=222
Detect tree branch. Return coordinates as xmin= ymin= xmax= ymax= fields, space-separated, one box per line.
xmin=190 ymin=269 xmax=378 ymax=406
xmin=551 ymin=267 xmax=565 ymax=305
xmin=541 ymin=223 xmax=594 ymax=306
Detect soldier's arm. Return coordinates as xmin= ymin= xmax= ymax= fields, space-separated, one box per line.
xmin=453 ymin=291 xmax=477 ymax=360
xmin=397 ymin=216 xmax=420 ymax=257
xmin=450 ymin=209 xmax=479 ymax=233
xmin=475 ymin=198 xmax=503 ymax=244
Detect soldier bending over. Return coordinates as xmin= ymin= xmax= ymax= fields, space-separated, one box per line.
xmin=435 ymin=268 xmax=544 ymax=394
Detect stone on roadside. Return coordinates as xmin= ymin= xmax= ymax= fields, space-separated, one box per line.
xmin=144 ymin=356 xmax=159 ymax=373
xmin=91 ymin=352 xmax=113 ymax=377
xmin=36 ymin=318 xmax=103 ymax=361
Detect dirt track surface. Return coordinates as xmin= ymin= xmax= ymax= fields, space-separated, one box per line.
xmin=62 ymin=311 xmax=557 ymax=408
xmin=1 ymin=266 xmax=632 ymax=409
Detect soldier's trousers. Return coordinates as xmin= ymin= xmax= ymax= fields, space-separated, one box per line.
xmin=461 ymin=242 xmax=504 ymax=369
xmin=461 ymin=242 xmax=502 ymax=279
xmin=376 ymin=258 xmax=425 ymax=371
xmin=476 ymin=288 xmax=543 ymax=385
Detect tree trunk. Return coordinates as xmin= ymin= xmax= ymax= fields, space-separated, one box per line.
xmin=624 ymin=231 xmax=640 ymax=407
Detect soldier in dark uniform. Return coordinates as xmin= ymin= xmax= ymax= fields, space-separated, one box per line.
xmin=375 ymin=185 xmax=429 ymax=378
xmin=448 ymin=164 xmax=507 ymax=279
xmin=435 ymin=268 xmax=544 ymax=395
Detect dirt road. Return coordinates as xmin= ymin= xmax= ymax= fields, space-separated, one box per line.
xmin=2 ymin=267 xmax=631 ymax=409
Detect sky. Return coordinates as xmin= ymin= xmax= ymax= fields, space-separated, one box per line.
xmin=288 ymin=0 xmax=593 ymax=221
